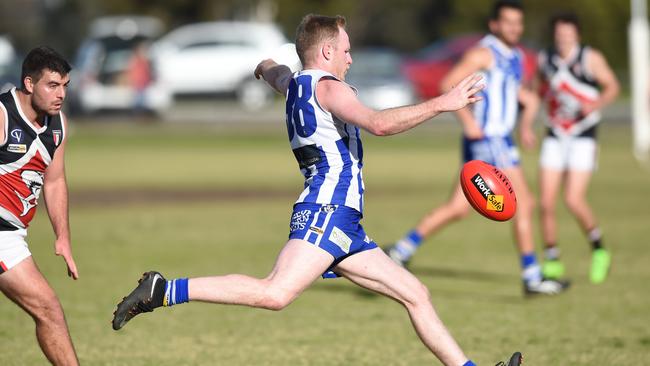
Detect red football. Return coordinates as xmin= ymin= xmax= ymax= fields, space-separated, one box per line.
xmin=460 ymin=160 xmax=517 ymax=221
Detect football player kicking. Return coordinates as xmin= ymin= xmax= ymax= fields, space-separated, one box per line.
xmin=113 ymin=13 xmax=522 ymax=366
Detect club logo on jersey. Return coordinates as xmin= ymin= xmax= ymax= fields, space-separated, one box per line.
xmin=320 ymin=204 xmax=337 ymax=214
xmin=471 ymin=174 xmax=493 ymax=200
xmin=53 ymin=130 xmax=62 ymax=146
xmin=7 ymin=144 xmax=27 ymax=153
xmin=486 ymin=194 xmax=504 ymax=212
xmin=14 ymin=170 xmax=44 ymax=217
xmin=10 ymin=129 xmax=23 ymax=143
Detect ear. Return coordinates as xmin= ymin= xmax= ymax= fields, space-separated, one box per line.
xmin=322 ymin=43 xmax=333 ymax=61
xmin=488 ymin=20 xmax=498 ymax=34
xmin=23 ymin=76 xmax=34 ymax=94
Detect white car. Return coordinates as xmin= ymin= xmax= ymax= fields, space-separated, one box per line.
xmin=69 ymin=16 xmax=172 ymax=115
xmin=150 ymin=21 xmax=289 ymax=109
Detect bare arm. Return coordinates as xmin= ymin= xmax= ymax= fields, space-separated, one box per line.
xmin=584 ymin=49 xmax=620 ymax=115
xmin=0 ymin=103 xmax=5 ymax=144
xmin=254 ymin=59 xmax=293 ymax=96
xmin=518 ymin=86 xmax=541 ymax=149
xmin=440 ymin=47 xmax=493 ymax=138
xmin=318 ymin=73 xmax=484 ymax=136
xmin=43 ymin=114 xmax=78 ymax=279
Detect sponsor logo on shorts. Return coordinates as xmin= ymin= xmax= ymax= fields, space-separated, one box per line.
xmin=290 ymin=210 xmax=311 ymax=232
xmin=471 ymin=173 xmax=493 ymax=200
xmin=329 ymin=226 xmax=352 ymax=254
xmin=363 ymin=235 xmax=371 ymax=243
xmin=486 ymin=194 xmax=504 ymax=212
xmin=8 ymin=144 xmax=27 ymax=153
xmin=309 ymin=226 xmax=324 ymax=235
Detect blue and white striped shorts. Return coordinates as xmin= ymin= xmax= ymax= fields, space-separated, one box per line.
xmin=288 ymin=203 xmax=377 ymax=278
xmin=462 ymin=135 xmax=520 ymax=169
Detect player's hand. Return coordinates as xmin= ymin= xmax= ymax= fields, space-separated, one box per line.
xmin=437 ymin=73 xmax=484 ymax=112
xmin=55 ymin=238 xmax=79 ymax=280
xmin=581 ymin=101 xmax=598 ymax=116
xmin=254 ymin=59 xmax=277 ymax=80
xmin=520 ymin=127 xmax=537 ymax=150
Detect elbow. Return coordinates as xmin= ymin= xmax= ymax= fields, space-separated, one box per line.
xmin=368 ymin=117 xmax=391 ymax=136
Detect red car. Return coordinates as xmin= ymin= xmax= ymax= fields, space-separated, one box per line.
xmin=402 ymin=34 xmax=538 ymax=99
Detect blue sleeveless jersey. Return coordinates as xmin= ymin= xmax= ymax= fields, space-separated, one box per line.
xmin=472 ymin=34 xmax=523 ymax=137
xmin=285 ymin=69 xmax=364 ymax=214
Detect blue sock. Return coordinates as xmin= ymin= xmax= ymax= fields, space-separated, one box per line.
xmin=407 ymin=229 xmax=423 ymax=246
xmin=521 ymin=252 xmax=542 ymax=283
xmin=463 ymin=361 xmax=477 ymax=366
xmin=393 ymin=229 xmax=424 ymax=260
xmin=164 ymin=278 xmax=189 ymax=307
xmin=521 ymin=253 xmax=537 ymax=268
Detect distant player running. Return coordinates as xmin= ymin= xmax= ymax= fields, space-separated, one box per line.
xmin=536 ymin=13 xmax=619 ymax=283
xmin=112 ymin=13 xmax=522 ymax=366
xmin=386 ymin=0 xmax=569 ymax=295
xmin=0 ymin=46 xmax=79 ymax=365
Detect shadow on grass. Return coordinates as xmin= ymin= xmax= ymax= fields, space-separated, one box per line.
xmin=409 ymin=265 xmax=516 ymax=283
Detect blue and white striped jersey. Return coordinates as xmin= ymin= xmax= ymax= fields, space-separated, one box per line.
xmin=285 ymin=69 xmax=365 ymax=213
xmin=472 ymin=34 xmax=523 ymax=137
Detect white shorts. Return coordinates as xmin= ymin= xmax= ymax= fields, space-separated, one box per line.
xmin=0 ymin=229 xmax=31 ymax=274
xmin=539 ymin=135 xmax=598 ymax=171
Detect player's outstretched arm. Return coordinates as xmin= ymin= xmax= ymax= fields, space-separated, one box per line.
xmin=254 ymin=59 xmax=293 ymax=96
xmin=318 ymin=73 xmax=483 ymax=136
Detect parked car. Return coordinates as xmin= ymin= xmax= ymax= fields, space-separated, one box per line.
xmin=150 ymin=21 xmax=289 ymax=110
xmin=402 ymin=34 xmax=537 ymax=99
xmin=345 ymin=48 xmax=416 ymax=109
xmin=0 ymin=35 xmax=19 ymax=93
xmin=69 ymin=16 xmax=172 ymax=115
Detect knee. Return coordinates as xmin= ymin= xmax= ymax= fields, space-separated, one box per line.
xmin=260 ymin=288 xmax=295 ymax=311
xmin=517 ymin=190 xmax=536 ymax=215
xmin=564 ymin=194 xmax=583 ymax=213
xmin=27 ymin=295 xmax=65 ymax=325
xmin=446 ymin=201 xmax=471 ymax=221
xmin=402 ymin=281 xmax=432 ymax=309
xmin=539 ymin=197 xmax=555 ymax=215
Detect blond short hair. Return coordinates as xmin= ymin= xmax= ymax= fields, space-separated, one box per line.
xmin=295 ymin=14 xmax=346 ymax=65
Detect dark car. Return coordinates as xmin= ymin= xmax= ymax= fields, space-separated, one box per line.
xmin=402 ymin=34 xmax=537 ymax=99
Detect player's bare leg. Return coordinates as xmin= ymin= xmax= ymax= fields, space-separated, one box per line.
xmin=564 ymin=170 xmax=597 ymax=232
xmin=565 ymin=169 xmax=610 ymax=283
xmin=416 ymin=182 xmax=472 ymax=237
xmin=503 ymin=166 xmax=568 ymax=295
xmin=539 ymin=167 xmax=565 ymax=279
xmin=0 ymin=257 xmax=79 ymax=366
xmin=336 ymin=248 xmax=520 ymax=366
xmin=113 ymin=239 xmax=333 ymax=329
xmin=335 ymin=248 xmax=467 ymax=366
xmin=189 ymin=239 xmax=332 ymax=308
xmin=386 ymin=180 xmax=471 ymax=266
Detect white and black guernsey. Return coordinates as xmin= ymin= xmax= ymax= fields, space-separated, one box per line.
xmin=538 ymin=45 xmax=601 ymax=138
xmin=0 ymin=88 xmax=65 ymax=230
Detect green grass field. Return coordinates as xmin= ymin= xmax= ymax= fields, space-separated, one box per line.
xmin=1 ymin=119 xmax=649 ymax=365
